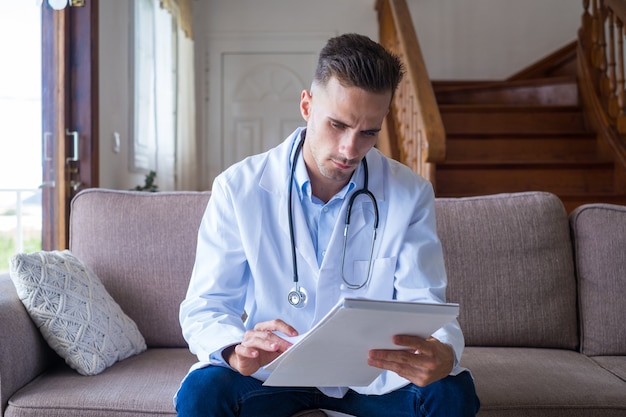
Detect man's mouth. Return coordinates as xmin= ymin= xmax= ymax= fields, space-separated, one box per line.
xmin=332 ymin=157 xmax=358 ymax=170
xmin=333 ymin=160 xmax=354 ymax=170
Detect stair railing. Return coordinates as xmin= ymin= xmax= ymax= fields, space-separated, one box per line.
xmin=375 ymin=0 xmax=446 ymax=184
xmin=578 ymin=0 xmax=626 ymax=167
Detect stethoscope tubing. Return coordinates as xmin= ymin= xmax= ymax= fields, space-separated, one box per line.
xmin=287 ymin=139 xmax=302 ymax=288
xmin=287 ymin=134 xmax=379 ymax=307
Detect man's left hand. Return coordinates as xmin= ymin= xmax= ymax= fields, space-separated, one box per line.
xmin=368 ymin=335 xmax=454 ymax=387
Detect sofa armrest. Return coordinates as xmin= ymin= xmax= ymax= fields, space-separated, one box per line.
xmin=0 ymin=273 xmax=54 ymax=414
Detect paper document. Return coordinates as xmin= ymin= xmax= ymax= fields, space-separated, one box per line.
xmin=263 ymin=297 xmax=459 ymax=387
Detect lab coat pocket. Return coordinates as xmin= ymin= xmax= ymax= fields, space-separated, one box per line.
xmin=344 ymin=256 xmax=396 ymax=298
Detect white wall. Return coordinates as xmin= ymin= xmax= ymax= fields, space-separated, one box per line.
xmin=410 ymin=0 xmax=582 ymax=79
xmin=192 ymin=0 xmax=378 ymax=38
xmin=99 ymin=0 xmax=583 ymax=190
xmin=193 ymin=0 xmax=582 ymax=80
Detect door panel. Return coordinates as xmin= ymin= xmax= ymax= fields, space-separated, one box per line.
xmin=222 ymin=53 xmax=314 ymax=171
xmin=41 ymin=1 xmax=98 ymax=250
xmin=41 ymin=5 xmax=68 ymax=250
xmin=203 ymin=33 xmax=332 ymax=190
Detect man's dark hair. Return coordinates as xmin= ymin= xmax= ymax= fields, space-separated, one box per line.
xmin=313 ymin=33 xmax=404 ymax=95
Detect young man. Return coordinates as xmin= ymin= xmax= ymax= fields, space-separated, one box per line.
xmin=177 ymin=33 xmax=479 ymax=417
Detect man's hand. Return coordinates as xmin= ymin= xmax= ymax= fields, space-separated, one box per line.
xmin=225 ymin=319 xmax=298 ymax=376
xmin=368 ymin=335 xmax=454 ymax=387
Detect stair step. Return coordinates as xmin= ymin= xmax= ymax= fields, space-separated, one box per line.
xmin=440 ymin=105 xmax=588 ymax=135
xmin=435 ymin=161 xmax=615 ymax=195
xmin=434 ymin=76 xmax=579 ymax=106
xmin=445 ymin=133 xmax=600 ymax=162
xmin=430 ymin=50 xmax=625 ymax=211
xmin=560 ymin=193 xmax=626 ymax=212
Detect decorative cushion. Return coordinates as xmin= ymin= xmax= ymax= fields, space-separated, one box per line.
xmin=9 ymin=250 xmax=146 ymax=375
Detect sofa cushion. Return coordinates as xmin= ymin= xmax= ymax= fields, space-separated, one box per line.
xmin=460 ymin=347 xmax=626 ymax=416
xmin=570 ymin=203 xmax=626 ymax=356
xmin=9 ymin=250 xmax=146 ymax=376
xmin=69 ymin=189 xmax=211 ymax=348
xmin=435 ymin=192 xmax=578 ymax=349
xmin=5 ymin=348 xmax=195 ymax=417
xmin=5 ymin=348 xmax=330 ymax=417
xmin=591 ymin=356 xmax=626 ymax=383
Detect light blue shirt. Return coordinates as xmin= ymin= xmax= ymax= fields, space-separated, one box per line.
xmin=179 ymin=127 xmax=465 ymax=399
xmin=295 ymin=150 xmax=357 ymax=267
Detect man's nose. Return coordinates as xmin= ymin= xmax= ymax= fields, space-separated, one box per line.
xmin=338 ymin=131 xmax=359 ymax=160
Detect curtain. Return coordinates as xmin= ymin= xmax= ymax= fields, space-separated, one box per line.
xmin=160 ymin=0 xmax=193 ymax=38
xmin=176 ymin=29 xmax=197 ymax=190
xmin=154 ymin=0 xmax=197 ymax=190
xmin=153 ymin=4 xmax=175 ymax=190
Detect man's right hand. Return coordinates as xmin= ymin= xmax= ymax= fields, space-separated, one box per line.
xmin=224 ymin=319 xmax=299 ymax=376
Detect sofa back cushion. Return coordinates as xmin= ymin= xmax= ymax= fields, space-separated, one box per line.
xmin=570 ymin=203 xmax=626 ymax=356
xmin=435 ymin=192 xmax=578 ymax=349
xmin=69 ymin=189 xmax=211 ymax=348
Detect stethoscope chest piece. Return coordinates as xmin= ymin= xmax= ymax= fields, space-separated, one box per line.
xmin=288 ymin=285 xmax=308 ymax=308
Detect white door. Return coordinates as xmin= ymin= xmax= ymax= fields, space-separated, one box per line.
xmin=202 ymin=33 xmax=332 ymax=189
xmin=223 ymin=53 xmax=312 ymax=170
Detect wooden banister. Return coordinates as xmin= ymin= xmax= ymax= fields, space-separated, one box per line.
xmin=375 ymin=0 xmax=446 ymax=184
xmin=578 ymin=0 xmax=626 ymax=168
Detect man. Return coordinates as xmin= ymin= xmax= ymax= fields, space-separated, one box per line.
xmin=177 ymin=33 xmax=479 ymax=417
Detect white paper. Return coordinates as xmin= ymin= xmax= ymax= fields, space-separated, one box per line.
xmin=263 ymin=298 xmax=459 ymax=387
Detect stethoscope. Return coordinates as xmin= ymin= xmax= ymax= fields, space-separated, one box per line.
xmin=287 ymin=135 xmax=380 ymax=308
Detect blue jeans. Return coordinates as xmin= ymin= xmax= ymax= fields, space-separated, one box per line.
xmin=175 ymin=366 xmax=480 ymax=417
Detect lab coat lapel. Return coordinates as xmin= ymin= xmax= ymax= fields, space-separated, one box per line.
xmin=343 ymin=197 xmax=369 ymax=237
xmin=260 ymin=129 xmax=319 ymax=275
xmin=277 ymin=189 xmax=319 ymax=274
xmin=327 ymin=197 xmax=373 ymax=262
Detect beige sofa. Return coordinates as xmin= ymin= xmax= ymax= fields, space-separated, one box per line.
xmin=1 ymin=188 xmax=625 ymax=416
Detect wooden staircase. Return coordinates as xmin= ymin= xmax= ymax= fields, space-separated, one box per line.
xmin=432 ymin=45 xmax=626 ymax=212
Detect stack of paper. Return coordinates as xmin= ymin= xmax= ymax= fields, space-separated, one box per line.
xmin=263 ymin=298 xmax=459 ymax=387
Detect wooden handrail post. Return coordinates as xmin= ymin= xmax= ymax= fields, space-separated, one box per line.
xmin=579 ymin=0 xmax=626 ymax=167
xmin=375 ymin=0 xmax=446 ymax=184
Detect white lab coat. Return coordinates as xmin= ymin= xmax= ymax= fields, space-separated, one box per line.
xmin=179 ymin=127 xmax=465 ymax=397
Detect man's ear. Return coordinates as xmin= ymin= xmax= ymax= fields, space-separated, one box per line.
xmin=300 ymin=89 xmax=312 ymax=121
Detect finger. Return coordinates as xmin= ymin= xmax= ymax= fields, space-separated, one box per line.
xmin=253 ymin=319 xmax=299 ymax=337
xmin=242 ymin=328 xmax=293 ymax=354
xmin=368 ymin=350 xmax=434 ymax=387
xmin=368 ymin=351 xmax=423 ymax=376
xmin=368 ymin=356 xmax=431 ymax=387
xmin=250 ymin=319 xmax=299 ymax=352
xmin=369 ymin=348 xmax=426 ymax=366
xmin=233 ymin=344 xmax=264 ymax=376
xmin=241 ymin=330 xmax=279 ymax=352
xmin=392 ymin=334 xmax=430 ymax=354
xmin=368 ymin=353 xmax=416 ymax=372
xmin=235 ymin=342 xmax=260 ymax=358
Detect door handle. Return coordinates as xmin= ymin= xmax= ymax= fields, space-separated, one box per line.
xmin=40 ymin=132 xmax=55 ymax=189
xmin=66 ymin=129 xmax=79 ymax=164
xmin=39 ymin=130 xmax=83 ymax=191
xmin=39 ymin=181 xmax=56 ymax=189
xmin=66 ymin=129 xmax=82 ymax=193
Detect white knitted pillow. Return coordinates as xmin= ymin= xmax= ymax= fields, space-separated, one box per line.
xmin=9 ymin=250 xmax=146 ymax=375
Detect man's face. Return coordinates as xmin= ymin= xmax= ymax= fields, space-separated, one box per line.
xmin=299 ymin=77 xmax=391 ymax=197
